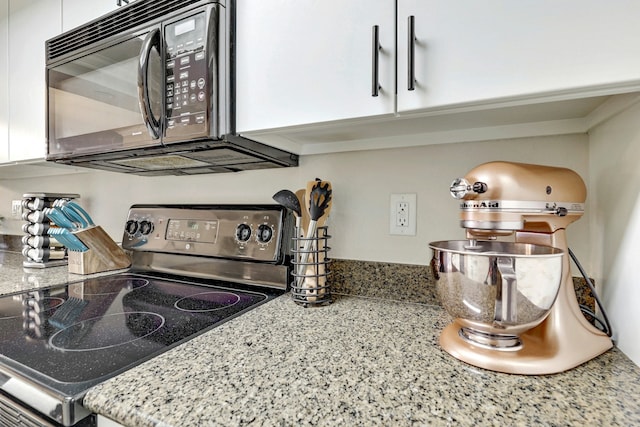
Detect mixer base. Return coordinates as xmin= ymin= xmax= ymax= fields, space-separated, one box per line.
xmin=440 ymin=319 xmax=612 ymax=375
xmin=458 ymin=327 xmax=522 ymax=351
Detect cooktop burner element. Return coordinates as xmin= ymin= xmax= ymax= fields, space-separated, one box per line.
xmin=0 ymin=204 xmax=293 ymax=426
xmin=175 ymin=291 xmax=241 ymax=312
xmin=49 ymin=311 xmax=167 ymax=352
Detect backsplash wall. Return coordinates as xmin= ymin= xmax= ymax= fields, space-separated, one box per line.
xmin=0 ymin=134 xmax=591 ymax=267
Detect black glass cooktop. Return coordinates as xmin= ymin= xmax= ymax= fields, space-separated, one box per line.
xmin=0 ymin=273 xmax=280 ymax=394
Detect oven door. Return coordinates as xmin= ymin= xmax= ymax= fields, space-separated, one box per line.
xmin=46 ymin=27 xmax=164 ymax=160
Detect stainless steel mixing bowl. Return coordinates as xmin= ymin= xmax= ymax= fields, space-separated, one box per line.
xmin=429 ymin=240 xmax=564 ymax=349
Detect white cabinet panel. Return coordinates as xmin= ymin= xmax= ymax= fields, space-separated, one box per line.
xmin=62 ymin=0 xmax=116 ymax=32
xmin=239 ymin=0 xmax=640 ymax=145
xmin=397 ymin=0 xmax=640 ymax=113
xmin=236 ymin=0 xmax=395 ymax=133
xmin=8 ymin=0 xmax=61 ymax=162
xmin=0 ymin=0 xmax=8 ymax=162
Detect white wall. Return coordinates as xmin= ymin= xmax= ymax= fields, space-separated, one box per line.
xmin=588 ymin=100 xmax=640 ymax=367
xmin=0 ymin=0 xmax=8 ymax=162
xmin=1 ymin=133 xmax=591 ymax=266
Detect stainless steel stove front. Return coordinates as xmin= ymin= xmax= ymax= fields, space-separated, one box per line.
xmin=0 ymin=204 xmax=293 ymax=426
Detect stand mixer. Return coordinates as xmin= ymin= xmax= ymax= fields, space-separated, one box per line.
xmin=430 ymin=161 xmax=612 ymax=375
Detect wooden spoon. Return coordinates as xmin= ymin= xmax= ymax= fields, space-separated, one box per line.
xmin=295 ymin=188 xmax=310 ymax=236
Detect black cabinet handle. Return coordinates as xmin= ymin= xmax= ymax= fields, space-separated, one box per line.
xmin=408 ymin=15 xmax=416 ymax=91
xmin=372 ymin=25 xmax=380 ymax=97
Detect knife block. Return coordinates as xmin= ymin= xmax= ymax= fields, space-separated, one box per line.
xmin=67 ymin=226 xmax=130 ymax=275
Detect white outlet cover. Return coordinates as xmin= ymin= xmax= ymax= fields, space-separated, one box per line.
xmin=390 ymin=193 xmax=417 ymax=236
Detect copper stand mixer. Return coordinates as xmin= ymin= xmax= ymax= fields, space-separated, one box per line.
xmin=430 ymin=161 xmax=612 ymax=375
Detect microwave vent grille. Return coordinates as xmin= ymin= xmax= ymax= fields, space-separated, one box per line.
xmin=47 ymin=0 xmax=211 ymax=62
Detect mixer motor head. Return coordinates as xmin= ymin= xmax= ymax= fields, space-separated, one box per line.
xmin=449 ymin=161 xmax=586 ymax=235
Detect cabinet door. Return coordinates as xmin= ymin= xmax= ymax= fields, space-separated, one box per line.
xmin=0 ymin=0 xmax=8 ymax=162
xmin=236 ymin=0 xmax=395 ymax=133
xmin=397 ymin=0 xmax=640 ymax=114
xmin=8 ymin=0 xmax=61 ymax=162
xmin=62 ymin=0 xmax=116 ymax=32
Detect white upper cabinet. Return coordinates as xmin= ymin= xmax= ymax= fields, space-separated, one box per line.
xmin=236 ymin=0 xmax=395 ymax=133
xmin=2 ymin=0 xmax=116 ymax=164
xmin=0 ymin=0 xmax=116 ymax=163
xmin=0 ymin=0 xmax=8 ymax=162
xmin=7 ymin=0 xmax=61 ymax=162
xmin=238 ymin=0 xmax=640 ymax=145
xmin=397 ymin=0 xmax=640 ymax=113
xmin=62 ymin=0 xmax=117 ymax=32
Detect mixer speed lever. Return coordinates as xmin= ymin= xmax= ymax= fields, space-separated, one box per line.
xmin=472 ymin=182 xmax=488 ymax=194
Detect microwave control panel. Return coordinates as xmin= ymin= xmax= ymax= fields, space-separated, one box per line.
xmin=164 ymin=11 xmax=210 ymax=139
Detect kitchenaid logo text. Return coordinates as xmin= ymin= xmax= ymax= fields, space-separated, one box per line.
xmin=460 ymin=201 xmax=500 ymax=209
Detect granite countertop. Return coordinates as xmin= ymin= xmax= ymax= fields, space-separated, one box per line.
xmin=1 ymin=251 xmax=640 ymax=426
xmin=84 ymin=296 xmax=640 ymax=426
xmin=0 ymin=251 xmax=68 ymax=293
xmin=0 ymin=251 xmax=126 ymax=294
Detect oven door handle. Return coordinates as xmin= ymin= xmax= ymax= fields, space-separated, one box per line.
xmin=138 ymin=28 xmax=162 ymax=140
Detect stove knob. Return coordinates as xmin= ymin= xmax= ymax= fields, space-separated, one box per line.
xmin=125 ymin=220 xmax=139 ymax=236
xmin=256 ymin=224 xmax=273 ymax=244
xmin=236 ymin=224 xmax=252 ymax=242
xmin=139 ymin=220 xmax=154 ymax=235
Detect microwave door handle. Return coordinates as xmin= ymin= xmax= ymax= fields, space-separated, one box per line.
xmin=137 ymin=28 xmax=161 ymax=139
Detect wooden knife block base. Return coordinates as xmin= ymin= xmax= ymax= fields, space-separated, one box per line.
xmin=68 ymin=226 xmax=130 ymax=275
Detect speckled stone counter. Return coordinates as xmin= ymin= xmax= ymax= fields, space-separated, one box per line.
xmin=84 ymin=295 xmax=640 ymax=426
xmin=0 ymin=251 xmax=78 ymax=294
xmin=330 ymin=259 xmax=599 ymax=313
xmin=0 ymin=251 xmax=127 ymax=295
xmin=1 ymin=248 xmax=638 ymax=426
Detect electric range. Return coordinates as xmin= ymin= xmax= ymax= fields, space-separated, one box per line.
xmin=0 ymin=205 xmax=293 ymax=427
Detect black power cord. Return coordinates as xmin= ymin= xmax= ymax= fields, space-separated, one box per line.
xmin=568 ymin=247 xmax=613 ymax=338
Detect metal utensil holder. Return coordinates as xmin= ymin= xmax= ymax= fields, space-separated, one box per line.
xmin=291 ymin=226 xmax=332 ymax=306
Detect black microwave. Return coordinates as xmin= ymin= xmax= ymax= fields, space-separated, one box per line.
xmin=45 ymin=0 xmax=297 ymax=176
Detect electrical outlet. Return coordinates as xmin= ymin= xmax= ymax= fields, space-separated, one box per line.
xmin=11 ymin=200 xmax=23 ymax=219
xmin=390 ymin=193 xmax=417 ymax=235
xmin=396 ymin=201 xmax=409 ymax=227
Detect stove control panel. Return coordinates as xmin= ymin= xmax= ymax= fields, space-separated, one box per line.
xmin=122 ymin=205 xmax=288 ymax=262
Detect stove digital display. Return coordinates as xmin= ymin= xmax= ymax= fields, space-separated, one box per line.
xmin=166 ymin=219 xmax=218 ymax=243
